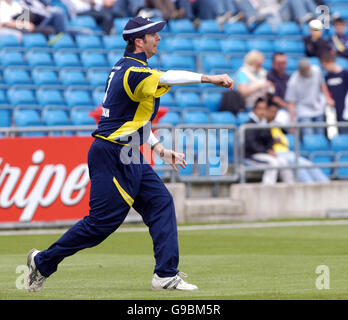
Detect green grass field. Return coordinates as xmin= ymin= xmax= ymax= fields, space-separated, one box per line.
xmin=1 ymin=222 xmax=348 ymax=300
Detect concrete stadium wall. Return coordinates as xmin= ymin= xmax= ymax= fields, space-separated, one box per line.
xmin=166 ymin=181 xmax=348 ymax=222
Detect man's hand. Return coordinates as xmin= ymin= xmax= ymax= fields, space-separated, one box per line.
xmin=201 ymin=74 xmax=234 ymax=90
xmin=153 ymin=143 xmax=187 ymax=172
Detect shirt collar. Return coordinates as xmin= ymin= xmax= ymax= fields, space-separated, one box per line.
xmin=123 ymin=50 xmax=148 ymax=65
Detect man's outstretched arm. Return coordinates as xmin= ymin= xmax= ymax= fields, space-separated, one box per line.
xmin=159 ymin=70 xmax=234 ymax=90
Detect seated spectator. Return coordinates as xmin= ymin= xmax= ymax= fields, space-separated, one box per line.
xmin=145 ymin=0 xmax=186 ymax=20
xmin=266 ymin=102 xmax=330 ymax=183
xmin=20 ymin=0 xmax=68 ymax=34
xmin=320 ymin=52 xmax=348 ymax=134
xmin=235 ymin=50 xmax=275 ymax=111
xmin=285 ymin=58 xmax=334 ymax=136
xmin=245 ymin=98 xmax=295 ymax=185
xmin=329 ymin=18 xmax=348 ymax=60
xmin=61 ymin=0 xmax=115 ymax=34
xmin=112 ymin=0 xmax=146 ymax=18
xmin=0 ymin=0 xmax=58 ymax=36
xmin=304 ymin=19 xmax=331 ymax=58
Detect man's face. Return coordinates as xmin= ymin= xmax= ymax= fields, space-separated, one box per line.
xmin=273 ymin=54 xmax=287 ymax=74
xmin=254 ymin=101 xmax=267 ymax=120
xmin=266 ymin=105 xmax=278 ymax=123
xmin=334 ymin=22 xmax=346 ymax=36
xmin=139 ymin=33 xmax=161 ymax=59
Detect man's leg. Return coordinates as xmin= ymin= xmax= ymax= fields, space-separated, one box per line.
xmin=133 ymin=163 xmax=179 ymax=278
xmin=33 ymin=139 xmax=140 ymax=278
xmin=251 ymin=153 xmax=279 ymax=185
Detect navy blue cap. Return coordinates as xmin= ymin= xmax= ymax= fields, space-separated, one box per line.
xmin=123 ymin=16 xmax=166 ymax=41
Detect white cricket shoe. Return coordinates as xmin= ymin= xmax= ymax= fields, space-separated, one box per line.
xmin=27 ymin=249 xmax=46 ymax=292
xmin=151 ymin=272 xmax=198 ymax=291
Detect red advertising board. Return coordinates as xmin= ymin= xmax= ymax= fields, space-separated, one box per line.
xmin=0 ymin=137 xmax=93 ymax=223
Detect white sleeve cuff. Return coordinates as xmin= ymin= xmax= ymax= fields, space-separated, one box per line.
xmin=159 ymin=70 xmax=203 ymax=86
xmin=147 ymin=131 xmax=159 ymax=148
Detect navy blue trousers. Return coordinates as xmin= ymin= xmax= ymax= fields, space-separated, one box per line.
xmin=34 ymin=138 xmax=179 ymax=278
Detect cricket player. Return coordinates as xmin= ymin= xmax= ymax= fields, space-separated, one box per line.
xmin=26 ymin=16 xmax=233 ymax=292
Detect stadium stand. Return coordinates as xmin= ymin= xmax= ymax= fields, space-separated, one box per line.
xmin=1 ymin=0 xmax=348 ymax=180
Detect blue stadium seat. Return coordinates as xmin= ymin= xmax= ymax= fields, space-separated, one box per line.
xmin=168 ymin=19 xmax=196 ymax=33
xmin=253 ymin=22 xmax=277 ymax=36
xmin=148 ymin=54 xmax=161 ymax=68
xmin=230 ymin=57 xmax=244 ymax=71
xmin=26 ymin=51 xmax=53 ymax=67
xmin=48 ymin=34 xmax=76 ymax=49
xmin=331 ymin=134 xmax=348 ymax=152
xmin=114 ymin=17 xmax=132 ymax=34
xmin=43 ymin=108 xmax=71 ymax=126
xmin=23 ymin=34 xmax=48 ymax=48
xmin=286 ymin=57 xmax=299 ymax=73
xmin=92 ymin=90 xmax=105 ymax=105
xmin=236 ymin=112 xmax=250 ymax=126
xmin=210 ymin=111 xmax=236 ymax=124
xmin=221 ymin=39 xmax=247 ymax=55
xmin=0 ymin=90 xmax=8 ymax=105
xmin=336 ymin=153 xmax=348 ymax=179
xmin=336 ymin=57 xmax=348 ymax=69
xmin=0 ymin=108 xmax=12 ymax=127
xmin=183 ymin=111 xmax=210 ymax=124
xmin=70 ymin=107 xmax=96 ymax=125
xmin=223 ymin=22 xmax=249 ymax=35
xmin=87 ymin=70 xmax=108 ymax=86
xmin=159 ymin=111 xmax=181 ymax=126
xmin=54 ymin=52 xmax=81 ymax=67
xmin=195 ymin=38 xmax=222 ymax=53
xmin=201 ymin=91 xmax=222 ymax=112
xmin=165 ymin=37 xmax=194 ymax=52
xmin=273 ymin=40 xmax=305 ymax=54
xmin=102 ymin=35 xmax=125 ymax=50
xmin=161 ymin=54 xmax=195 ymax=70
xmin=60 ymin=70 xmax=88 ymax=87
xmin=277 ymin=22 xmax=301 ymax=36
xmin=37 ymin=89 xmax=65 ymax=106
xmin=13 ymin=109 xmax=42 ymax=127
xmin=32 ymin=69 xmax=59 ymax=86
xmin=198 ymin=20 xmax=221 ymax=34
xmin=8 ymin=89 xmax=37 ymax=106
xmin=302 ymin=134 xmax=330 ymax=152
xmin=107 ymin=51 xmax=124 ymax=66
xmin=70 ymin=16 xmax=99 ymax=31
xmin=333 ymin=7 xmax=348 ymax=20
xmin=0 ymin=51 xmax=26 ymax=67
xmin=246 ymin=39 xmax=274 ymax=53
xmin=76 ymin=35 xmax=102 ymax=49
xmin=65 ymin=90 xmax=92 ymax=107
xmin=3 ymin=68 xmax=32 ymax=85
xmin=159 ymin=92 xmax=176 ymax=107
xmin=310 ymin=153 xmax=333 ymax=177
xmin=174 ymin=91 xmax=201 ymax=108
xmin=81 ymin=52 xmax=108 ymax=68
xmin=0 ymin=34 xmax=21 ymax=49
xmin=201 ymin=53 xmax=229 ymax=73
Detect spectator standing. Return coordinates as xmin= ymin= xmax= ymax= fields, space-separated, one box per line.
xmin=285 ymin=58 xmax=335 ymax=135
xmin=304 ymin=20 xmax=331 ymax=58
xmin=320 ymin=52 xmax=348 ymax=133
xmin=329 ymin=18 xmax=348 ymax=59
xmin=245 ymin=98 xmax=294 ymax=185
xmin=235 ymin=50 xmax=274 ymax=111
xmin=266 ymin=102 xmax=330 ymax=183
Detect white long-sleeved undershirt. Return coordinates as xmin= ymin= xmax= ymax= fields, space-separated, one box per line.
xmin=146 ymin=70 xmax=204 ymax=148
xmin=159 ymin=70 xmax=203 ymax=86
